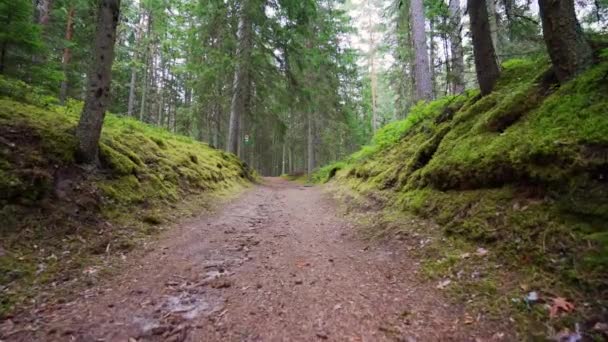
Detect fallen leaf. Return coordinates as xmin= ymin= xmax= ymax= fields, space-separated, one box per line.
xmin=464 ymin=313 xmax=475 ymax=324
xmin=549 ymin=297 xmax=575 ymax=317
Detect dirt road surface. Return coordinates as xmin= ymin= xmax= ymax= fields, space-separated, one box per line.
xmin=1 ymin=178 xmax=506 ymax=341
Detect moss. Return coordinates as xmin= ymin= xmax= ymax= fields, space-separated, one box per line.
xmin=0 ymin=77 xmax=257 ymax=316
xmin=317 ymin=56 xmax=608 ymax=336
xmin=99 ymin=142 xmax=139 ymax=175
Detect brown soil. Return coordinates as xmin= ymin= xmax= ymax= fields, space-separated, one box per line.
xmin=0 ymin=178 xmax=509 ymax=341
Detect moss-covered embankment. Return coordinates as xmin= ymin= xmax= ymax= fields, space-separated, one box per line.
xmin=0 ymin=77 xmax=255 ymax=316
xmin=316 ymin=56 xmax=608 ymax=335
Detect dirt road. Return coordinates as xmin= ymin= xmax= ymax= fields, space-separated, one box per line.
xmin=2 ymin=178 xmax=505 ymax=341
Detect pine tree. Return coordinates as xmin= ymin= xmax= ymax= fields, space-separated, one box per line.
xmin=75 ymin=0 xmax=121 ymax=163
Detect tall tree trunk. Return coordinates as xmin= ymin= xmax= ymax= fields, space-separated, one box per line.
xmin=139 ymin=56 xmax=149 ymax=121
xmin=487 ymin=0 xmax=499 ymax=60
xmin=127 ymin=66 xmax=138 ymax=116
xmin=281 ymin=141 xmax=286 ymax=175
xmin=468 ymin=0 xmax=501 ymax=95
xmin=75 ymin=0 xmax=121 ymax=163
xmin=502 ymin=0 xmax=515 ymax=36
xmin=307 ymin=112 xmax=315 ymax=176
xmin=0 ymin=42 xmax=7 ymax=74
xmin=367 ymin=0 xmax=378 ymax=132
xmin=227 ymin=0 xmax=253 ymax=154
xmin=139 ymin=11 xmax=152 ymax=121
xmin=157 ymin=49 xmax=165 ymax=126
xmin=127 ymin=11 xmax=144 ymax=116
xmin=288 ymin=146 xmax=293 ymax=174
xmin=538 ymin=0 xmax=593 ymax=83
xmin=36 ymin=0 xmax=53 ymax=26
xmin=448 ymin=0 xmax=465 ymax=94
xmin=59 ymin=6 xmax=75 ymax=104
xmin=409 ymin=0 xmax=433 ymax=101
xmin=429 ymin=17 xmax=436 ymax=99
xmin=442 ymin=33 xmax=451 ymax=96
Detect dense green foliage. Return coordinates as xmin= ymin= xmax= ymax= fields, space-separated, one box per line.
xmin=1 ymin=0 xmax=369 ymax=176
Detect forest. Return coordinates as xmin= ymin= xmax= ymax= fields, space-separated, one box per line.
xmin=0 ymin=0 xmax=607 ymax=340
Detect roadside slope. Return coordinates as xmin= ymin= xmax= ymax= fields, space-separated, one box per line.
xmin=0 ymin=77 xmax=255 ymax=316
xmin=317 ymin=56 xmax=608 ymax=338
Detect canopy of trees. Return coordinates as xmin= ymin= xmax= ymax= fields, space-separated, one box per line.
xmin=0 ymin=0 xmax=604 ymax=175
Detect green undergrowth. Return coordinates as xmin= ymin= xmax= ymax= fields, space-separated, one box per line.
xmin=0 ymin=76 xmax=256 ymax=316
xmin=318 ymin=55 xmax=608 ymax=337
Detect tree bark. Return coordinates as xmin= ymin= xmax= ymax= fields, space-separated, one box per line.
xmin=538 ymin=0 xmax=593 ymax=83
xmin=409 ymin=0 xmax=433 ymax=101
xmin=59 ymin=6 xmax=75 ymax=104
xmin=367 ymin=0 xmax=378 ymax=132
xmin=486 ymin=0 xmax=499 ymax=60
xmin=127 ymin=10 xmax=144 ymax=116
xmin=36 ymin=0 xmax=53 ymax=26
xmin=429 ymin=17 xmax=436 ymax=98
xmin=468 ymin=0 xmax=501 ymax=95
xmin=307 ymin=112 xmax=315 ymax=176
xmin=0 ymin=42 xmax=7 ymax=74
xmin=227 ymin=0 xmax=254 ymax=154
xmin=448 ymin=0 xmax=465 ymax=94
xmin=139 ymin=11 xmax=152 ymax=121
xmin=75 ymin=0 xmax=121 ymax=163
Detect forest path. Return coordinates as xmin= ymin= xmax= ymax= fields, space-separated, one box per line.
xmin=3 ymin=178 xmax=505 ymax=341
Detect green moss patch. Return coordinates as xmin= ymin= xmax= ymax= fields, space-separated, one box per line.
xmin=318 ymin=56 xmax=608 ymax=336
xmin=0 ymin=76 xmax=256 ymax=317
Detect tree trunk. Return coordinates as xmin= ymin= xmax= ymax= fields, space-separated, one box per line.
xmin=0 ymin=42 xmax=7 ymax=74
xmin=281 ymin=141 xmax=286 ymax=175
xmin=409 ymin=0 xmax=433 ymax=101
xmin=487 ymin=0 xmax=499 ymax=60
xmin=448 ymin=0 xmax=465 ymax=94
xmin=139 ymin=11 xmax=152 ymax=121
xmin=538 ymin=0 xmax=593 ymax=83
xmin=429 ymin=17 xmax=436 ymax=99
xmin=227 ymin=0 xmax=253 ymax=154
xmin=307 ymin=112 xmax=315 ymax=176
xmin=59 ymin=6 xmax=75 ymax=104
xmin=468 ymin=0 xmax=501 ymax=95
xmin=127 ymin=11 xmax=143 ymax=116
xmin=367 ymin=0 xmax=378 ymax=132
xmin=75 ymin=0 xmax=121 ymax=163
xmin=36 ymin=0 xmax=53 ymax=26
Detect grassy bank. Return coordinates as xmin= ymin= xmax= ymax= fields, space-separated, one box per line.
xmin=0 ymin=77 xmax=256 ymax=316
xmin=316 ymin=55 xmax=608 ymax=338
